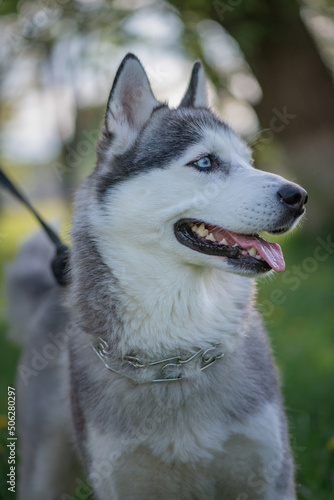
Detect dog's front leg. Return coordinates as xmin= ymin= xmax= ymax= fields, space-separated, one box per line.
xmin=251 ymin=453 xmax=296 ymax=500
xmin=82 ymin=426 xmax=124 ymax=500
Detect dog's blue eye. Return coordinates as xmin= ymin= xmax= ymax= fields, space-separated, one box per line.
xmin=195 ymin=157 xmax=211 ymax=169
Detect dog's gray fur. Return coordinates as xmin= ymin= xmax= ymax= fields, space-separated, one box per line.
xmin=6 ymin=54 xmax=307 ymax=499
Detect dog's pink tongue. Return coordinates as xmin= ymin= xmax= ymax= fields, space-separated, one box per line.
xmin=231 ymin=233 xmax=285 ymax=272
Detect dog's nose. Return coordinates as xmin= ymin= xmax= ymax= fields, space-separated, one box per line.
xmin=277 ymin=184 xmax=308 ymax=215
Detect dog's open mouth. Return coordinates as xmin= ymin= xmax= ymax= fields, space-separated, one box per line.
xmin=174 ymin=219 xmax=285 ymax=273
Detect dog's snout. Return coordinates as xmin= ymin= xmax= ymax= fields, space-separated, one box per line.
xmin=277 ymin=184 xmax=308 ymax=215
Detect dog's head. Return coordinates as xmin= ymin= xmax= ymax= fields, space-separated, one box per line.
xmin=88 ymin=54 xmax=307 ymax=277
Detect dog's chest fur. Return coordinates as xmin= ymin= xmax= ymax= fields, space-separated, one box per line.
xmin=85 ymin=404 xmax=282 ymax=499
xmin=69 ymin=323 xmax=283 ymax=499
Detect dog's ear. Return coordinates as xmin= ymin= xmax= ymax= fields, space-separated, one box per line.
xmin=105 ymin=54 xmax=160 ymax=147
xmin=179 ymin=62 xmax=208 ymax=108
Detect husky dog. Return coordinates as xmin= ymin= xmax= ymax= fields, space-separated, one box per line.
xmin=8 ymin=54 xmax=308 ymax=500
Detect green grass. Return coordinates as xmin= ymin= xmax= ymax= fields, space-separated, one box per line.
xmin=0 ymin=221 xmax=333 ymax=499
xmin=257 ymin=232 xmax=334 ymax=498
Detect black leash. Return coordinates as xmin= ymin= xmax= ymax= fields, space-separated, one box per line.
xmin=0 ymin=167 xmax=70 ymax=286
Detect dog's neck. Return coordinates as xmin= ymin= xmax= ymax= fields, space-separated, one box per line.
xmin=115 ymin=255 xmax=254 ymax=358
xmin=70 ymin=220 xmax=255 ymax=359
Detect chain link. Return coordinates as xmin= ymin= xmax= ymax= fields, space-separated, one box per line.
xmin=92 ymin=338 xmax=224 ymax=383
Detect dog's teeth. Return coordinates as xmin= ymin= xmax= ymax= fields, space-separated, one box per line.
xmin=219 ymin=238 xmax=228 ymax=245
xmin=233 ymin=243 xmax=238 ymax=247
xmin=248 ymin=246 xmax=257 ymax=257
xmin=206 ymin=233 xmax=216 ymax=242
xmin=197 ymin=223 xmax=209 ymax=237
xmin=255 ymin=254 xmax=264 ymax=260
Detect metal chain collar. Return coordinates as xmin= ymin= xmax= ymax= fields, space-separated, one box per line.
xmin=92 ymin=338 xmax=224 ymax=384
